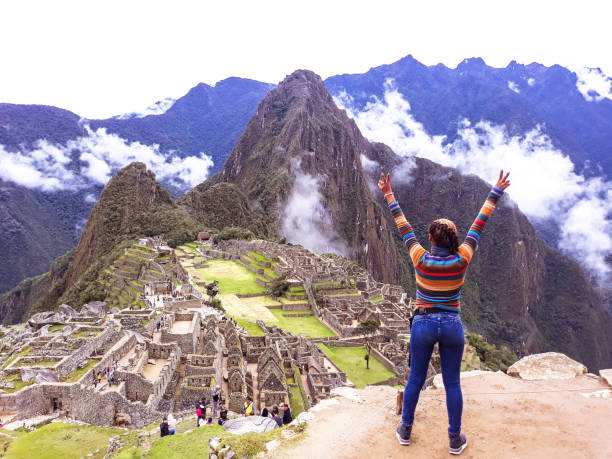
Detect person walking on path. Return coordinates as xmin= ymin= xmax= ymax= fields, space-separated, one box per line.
xmin=243 ymin=396 xmax=255 ymax=416
xmin=212 ymin=386 xmax=221 ymax=417
xmin=379 ymin=170 xmax=511 ymax=455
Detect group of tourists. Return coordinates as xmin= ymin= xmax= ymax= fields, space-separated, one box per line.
xmin=93 ymin=361 xmax=120 ymax=388
xmin=195 ymin=386 xmax=224 ymax=427
xmin=243 ymin=396 xmax=293 ymax=427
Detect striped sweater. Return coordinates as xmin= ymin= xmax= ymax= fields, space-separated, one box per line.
xmin=386 ymin=186 xmax=504 ymax=312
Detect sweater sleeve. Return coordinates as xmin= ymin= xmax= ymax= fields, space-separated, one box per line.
xmin=385 ymin=192 xmax=426 ymax=265
xmin=458 ymin=186 xmax=504 ymax=263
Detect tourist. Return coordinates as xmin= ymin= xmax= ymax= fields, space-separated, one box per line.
xmin=206 ymin=417 xmax=213 ymax=425
xmin=378 ymin=170 xmax=511 ymax=455
xmin=97 ymin=372 xmax=102 ymax=386
xmin=196 ymin=405 xmax=202 ymax=426
xmin=261 ymin=407 xmax=269 ymax=418
xmin=160 ymin=417 xmax=169 ymax=437
xmin=218 ymin=406 xmax=228 ymax=426
xmin=242 ymin=396 xmax=255 ymax=416
xmin=281 ymin=403 xmax=292 ymax=425
xmin=272 ymin=406 xmax=283 ymax=427
xmin=167 ymin=414 xmax=176 ymax=435
xmin=199 ymin=397 xmax=208 ymax=420
xmin=212 ymin=386 xmax=221 ymax=417
xmin=157 ymin=322 xmax=161 ymax=332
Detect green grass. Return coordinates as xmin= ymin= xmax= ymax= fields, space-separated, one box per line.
xmin=289 ymin=286 xmax=305 ymax=292
xmin=316 ymin=344 xmax=395 ymax=388
xmin=289 ymin=385 xmax=305 ymax=417
xmin=147 ymin=424 xmax=226 ymax=459
xmin=72 ymin=329 xmax=103 ymax=339
xmin=61 ymin=358 xmax=100 ymax=383
xmin=3 ymin=347 xmax=32 ymax=368
xmin=247 ymin=250 xmax=273 ymax=263
xmin=2 ymin=374 xmax=33 ymax=393
xmin=235 ymin=318 xmax=264 ymax=336
xmin=266 ymin=309 xmax=336 ymax=338
xmin=221 ymin=428 xmax=283 ymax=458
xmin=48 ymin=324 xmax=65 ymax=332
xmin=5 ymin=422 xmax=121 ymax=459
xmin=370 ymin=295 xmax=383 ymax=302
xmin=188 ymin=260 xmax=267 ymax=295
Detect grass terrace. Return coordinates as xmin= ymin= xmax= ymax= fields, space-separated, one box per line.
xmin=187 ymin=259 xmax=267 ymax=295
xmin=48 ymin=325 xmax=65 ymax=333
xmin=3 ymin=347 xmax=31 ymax=369
xmin=5 ymin=422 xmax=121 ymax=459
xmin=316 ymin=343 xmax=395 ymax=388
xmin=2 ymin=373 xmax=33 ymax=394
xmin=72 ymin=329 xmax=103 ymax=339
xmin=370 ymin=295 xmax=383 ymax=302
xmin=235 ymin=318 xmax=265 ymax=336
xmin=267 ymin=309 xmax=336 ymax=338
xmin=61 ymin=358 xmax=100 ymax=383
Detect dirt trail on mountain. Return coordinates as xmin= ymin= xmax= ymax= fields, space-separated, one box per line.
xmin=269 ymin=372 xmax=612 ymax=458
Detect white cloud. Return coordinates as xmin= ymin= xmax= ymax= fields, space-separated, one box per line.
xmin=527 ymin=77 xmax=535 ymax=86
xmin=574 ymin=67 xmax=612 ymax=101
xmin=281 ymin=157 xmax=348 ymax=256
xmin=0 ymin=126 xmax=214 ymax=191
xmin=508 ymin=81 xmax=520 ymax=93
xmin=335 ymin=81 xmax=612 ymax=282
xmin=113 ymin=97 xmax=177 ymax=120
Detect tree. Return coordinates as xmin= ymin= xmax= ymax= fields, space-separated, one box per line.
xmin=358 ymin=319 xmax=380 ymax=369
xmin=269 ymin=275 xmax=290 ymax=298
xmin=205 ymin=280 xmax=219 ymax=302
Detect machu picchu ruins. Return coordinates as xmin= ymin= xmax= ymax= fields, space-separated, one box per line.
xmin=0 ymin=235 xmax=417 ymax=431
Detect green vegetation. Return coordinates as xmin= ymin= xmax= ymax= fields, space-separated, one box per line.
xmin=465 ymin=333 xmax=518 ymax=372
xmin=213 ymin=226 xmax=254 ymax=243
xmin=289 ymin=385 xmax=305 ymax=416
xmin=189 ymin=260 xmax=267 ymax=295
xmin=48 ymin=324 xmax=65 ymax=332
xmin=2 ymin=373 xmax=33 ymax=393
xmin=146 ymin=424 xmax=224 ymax=459
xmin=293 ymin=364 xmax=311 ymax=411
xmin=370 ymin=295 xmax=383 ymax=302
xmin=268 ymin=276 xmax=290 ymax=298
xmin=221 ymin=429 xmax=283 ymax=459
xmin=5 ymin=422 xmax=121 ymax=459
xmin=72 ymin=330 xmax=102 ymax=339
xmin=316 ymin=344 xmax=395 ymax=388
xmin=3 ymin=347 xmax=32 ymax=369
xmin=235 ymin=318 xmax=264 ymax=336
xmin=267 ymin=308 xmax=336 ymax=338
xmin=61 ymin=358 xmax=100 ymax=383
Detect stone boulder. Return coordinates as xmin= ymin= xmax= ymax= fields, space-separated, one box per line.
xmin=59 ymin=304 xmax=80 ymax=318
xmin=80 ymin=301 xmax=108 ymax=318
xmin=599 ymin=369 xmax=612 ymax=387
xmin=507 ymin=352 xmax=587 ymax=380
xmin=39 ymin=324 xmax=52 ymax=336
xmin=34 ymin=369 xmax=59 ymax=384
xmin=28 ymin=311 xmax=66 ymax=330
xmin=222 ymin=416 xmax=278 ymax=434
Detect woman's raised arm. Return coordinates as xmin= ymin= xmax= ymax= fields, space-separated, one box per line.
xmin=379 ymin=173 xmax=425 ymax=265
xmin=459 ymin=170 xmax=511 ymax=262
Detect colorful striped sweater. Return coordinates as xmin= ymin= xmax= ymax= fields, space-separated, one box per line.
xmin=386 ymin=186 xmax=504 ymax=312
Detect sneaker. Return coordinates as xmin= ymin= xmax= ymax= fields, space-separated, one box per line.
xmin=449 ymin=432 xmax=467 ymax=455
xmin=396 ymin=423 xmax=412 ymax=445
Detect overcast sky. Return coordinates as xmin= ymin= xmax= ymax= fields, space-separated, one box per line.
xmin=1 ymin=0 xmax=611 ymax=118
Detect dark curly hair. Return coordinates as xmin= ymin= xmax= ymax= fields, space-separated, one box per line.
xmin=429 ymin=219 xmax=459 ymax=254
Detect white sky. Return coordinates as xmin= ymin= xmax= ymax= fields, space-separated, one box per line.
xmin=1 ymin=0 xmax=611 ymax=119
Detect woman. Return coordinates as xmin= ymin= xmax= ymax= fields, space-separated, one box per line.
xmin=379 ymin=170 xmax=510 ymax=455
xmin=167 ymin=413 xmax=176 ymax=435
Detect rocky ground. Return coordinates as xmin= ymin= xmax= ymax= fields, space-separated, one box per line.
xmin=267 ymin=368 xmax=612 ymax=458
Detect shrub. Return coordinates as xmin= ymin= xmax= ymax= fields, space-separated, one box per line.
xmin=465 ymin=332 xmax=518 ymax=372
xmin=212 ymin=226 xmax=254 ymax=243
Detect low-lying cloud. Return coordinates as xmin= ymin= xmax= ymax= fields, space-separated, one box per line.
xmin=335 ymin=80 xmax=612 ymax=283
xmin=574 ymin=67 xmax=612 ymax=102
xmin=113 ymin=97 xmax=177 ymax=119
xmin=0 ymin=125 xmax=213 ymax=192
xmin=281 ymin=157 xmax=348 ymax=256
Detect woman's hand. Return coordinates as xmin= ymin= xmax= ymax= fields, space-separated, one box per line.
xmin=378 ymin=172 xmax=392 ymax=195
xmin=495 ymin=170 xmax=511 ymax=190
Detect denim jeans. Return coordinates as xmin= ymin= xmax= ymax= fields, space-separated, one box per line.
xmin=402 ymin=312 xmax=465 ymax=434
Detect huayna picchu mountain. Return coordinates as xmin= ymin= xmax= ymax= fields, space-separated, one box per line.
xmin=190 ymin=69 xmax=612 ymax=369
xmin=1 ymin=69 xmax=611 ymax=370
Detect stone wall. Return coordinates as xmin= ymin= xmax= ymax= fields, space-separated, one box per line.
xmin=54 ymin=327 xmax=121 ymax=378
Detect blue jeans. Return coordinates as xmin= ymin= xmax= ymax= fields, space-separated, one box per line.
xmin=402 ymin=312 xmax=465 ymax=434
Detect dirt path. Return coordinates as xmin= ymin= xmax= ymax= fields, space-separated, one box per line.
xmin=269 ymin=372 xmax=612 ymax=458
